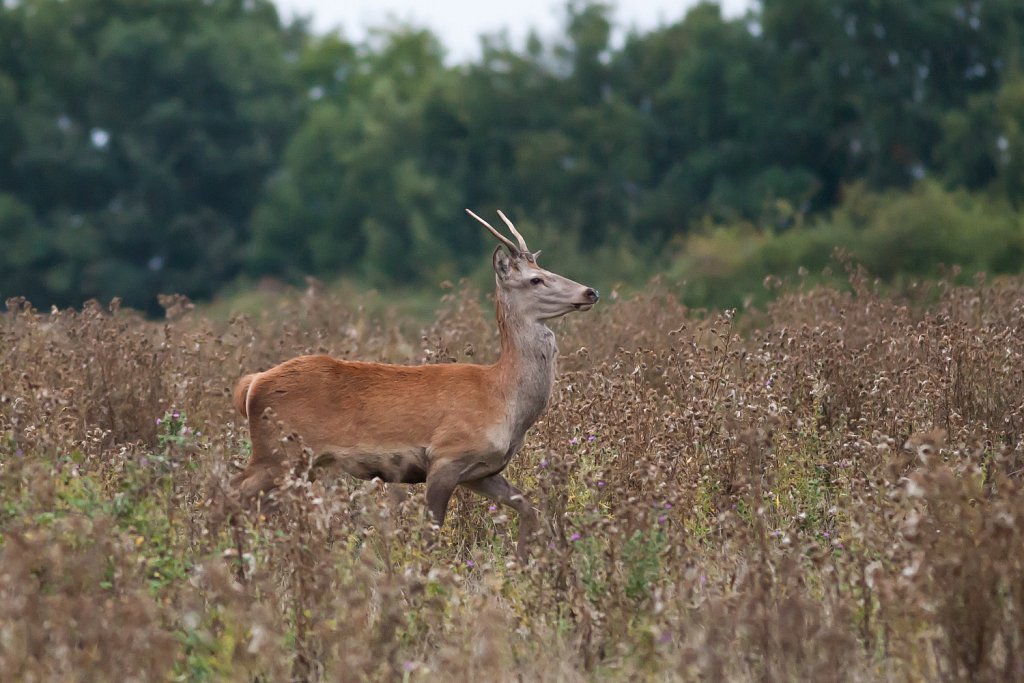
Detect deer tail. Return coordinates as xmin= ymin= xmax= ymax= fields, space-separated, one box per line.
xmin=233 ymin=374 xmax=257 ymax=418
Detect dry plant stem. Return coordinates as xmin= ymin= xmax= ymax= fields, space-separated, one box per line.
xmin=4 ymin=270 xmax=1024 ymax=680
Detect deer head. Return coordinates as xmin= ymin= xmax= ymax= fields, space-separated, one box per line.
xmin=467 ymin=209 xmax=599 ymax=321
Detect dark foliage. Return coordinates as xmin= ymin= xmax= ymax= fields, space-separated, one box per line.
xmin=1 ymin=0 xmax=1023 ymax=310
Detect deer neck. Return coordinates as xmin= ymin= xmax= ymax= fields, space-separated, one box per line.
xmin=493 ymin=291 xmax=557 ymax=438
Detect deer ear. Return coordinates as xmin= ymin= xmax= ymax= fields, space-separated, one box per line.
xmin=492 ymin=245 xmax=516 ymax=280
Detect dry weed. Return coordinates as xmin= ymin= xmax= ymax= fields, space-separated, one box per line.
xmin=3 ymin=272 xmax=1024 ymax=681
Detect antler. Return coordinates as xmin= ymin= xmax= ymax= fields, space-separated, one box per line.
xmin=466 ymin=209 xmax=525 ymax=253
xmin=497 ymin=210 xmax=529 ymax=253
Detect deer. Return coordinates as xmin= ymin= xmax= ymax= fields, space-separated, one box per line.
xmin=230 ymin=210 xmax=599 ymax=558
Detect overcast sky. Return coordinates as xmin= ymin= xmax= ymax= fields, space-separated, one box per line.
xmin=274 ymin=0 xmax=753 ymax=63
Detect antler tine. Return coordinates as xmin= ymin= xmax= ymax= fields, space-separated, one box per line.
xmin=497 ymin=210 xmax=529 ymax=253
xmin=466 ymin=208 xmax=519 ymax=252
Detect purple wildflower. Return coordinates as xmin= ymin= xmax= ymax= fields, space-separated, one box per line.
xmin=156 ymin=417 xmax=162 ymax=425
xmin=658 ymin=515 xmax=667 ymax=524
xmin=597 ymin=480 xmax=605 ymax=488
xmin=488 ymin=505 xmax=497 ymax=512
xmin=15 ymin=447 xmax=24 ymax=457
xmin=587 ymin=435 xmax=597 ymax=442
xmin=570 ymin=532 xmax=581 ymax=542
xmin=466 ymin=560 xmax=474 ymax=568
xmin=570 ymin=437 xmax=579 ymax=446
xmin=403 ymin=661 xmax=415 ymax=672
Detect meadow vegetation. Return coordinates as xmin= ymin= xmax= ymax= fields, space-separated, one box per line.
xmin=3 ymin=267 xmax=1024 ymax=681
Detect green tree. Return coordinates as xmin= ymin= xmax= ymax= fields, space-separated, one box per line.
xmin=250 ymin=27 xmax=466 ymax=286
xmin=760 ymin=0 xmax=1024 ymax=193
xmin=0 ymin=0 xmax=304 ymax=311
xmin=3 ymin=0 xmax=1024 ymax=310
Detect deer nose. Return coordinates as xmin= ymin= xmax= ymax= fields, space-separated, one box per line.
xmin=584 ymin=288 xmax=599 ymax=303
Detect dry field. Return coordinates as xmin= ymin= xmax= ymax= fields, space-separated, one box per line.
xmin=2 ymin=270 xmax=1024 ymax=681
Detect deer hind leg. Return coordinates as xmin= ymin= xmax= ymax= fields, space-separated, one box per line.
xmin=463 ymin=474 xmax=538 ymax=560
xmin=232 ymin=465 xmax=286 ymax=512
xmin=233 ymin=409 xmax=295 ymax=508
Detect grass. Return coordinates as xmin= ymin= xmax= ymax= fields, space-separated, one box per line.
xmin=3 ymin=270 xmax=1024 ymax=681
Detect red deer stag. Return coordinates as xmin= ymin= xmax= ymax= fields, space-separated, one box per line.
xmin=231 ymin=210 xmax=599 ymax=557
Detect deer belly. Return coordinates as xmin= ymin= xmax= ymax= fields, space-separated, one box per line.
xmin=327 ymin=447 xmax=429 ymax=484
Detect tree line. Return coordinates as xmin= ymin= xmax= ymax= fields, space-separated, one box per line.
xmin=1 ymin=0 xmax=1022 ymax=312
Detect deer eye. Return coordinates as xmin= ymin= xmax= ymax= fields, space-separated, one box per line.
xmin=530 ymin=277 xmax=544 ymax=286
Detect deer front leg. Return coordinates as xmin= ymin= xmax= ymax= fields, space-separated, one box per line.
xmin=463 ymin=474 xmax=538 ymax=560
xmin=424 ymin=461 xmax=464 ymax=527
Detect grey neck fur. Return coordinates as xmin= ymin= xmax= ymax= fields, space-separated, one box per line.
xmin=493 ymin=289 xmax=558 ymax=441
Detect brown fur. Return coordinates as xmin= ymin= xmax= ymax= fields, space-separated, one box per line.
xmin=231 ymin=211 xmax=598 ymax=558
xmin=233 ymin=373 xmax=256 ymax=418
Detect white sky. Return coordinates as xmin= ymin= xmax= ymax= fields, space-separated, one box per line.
xmin=273 ymin=0 xmax=754 ymax=63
